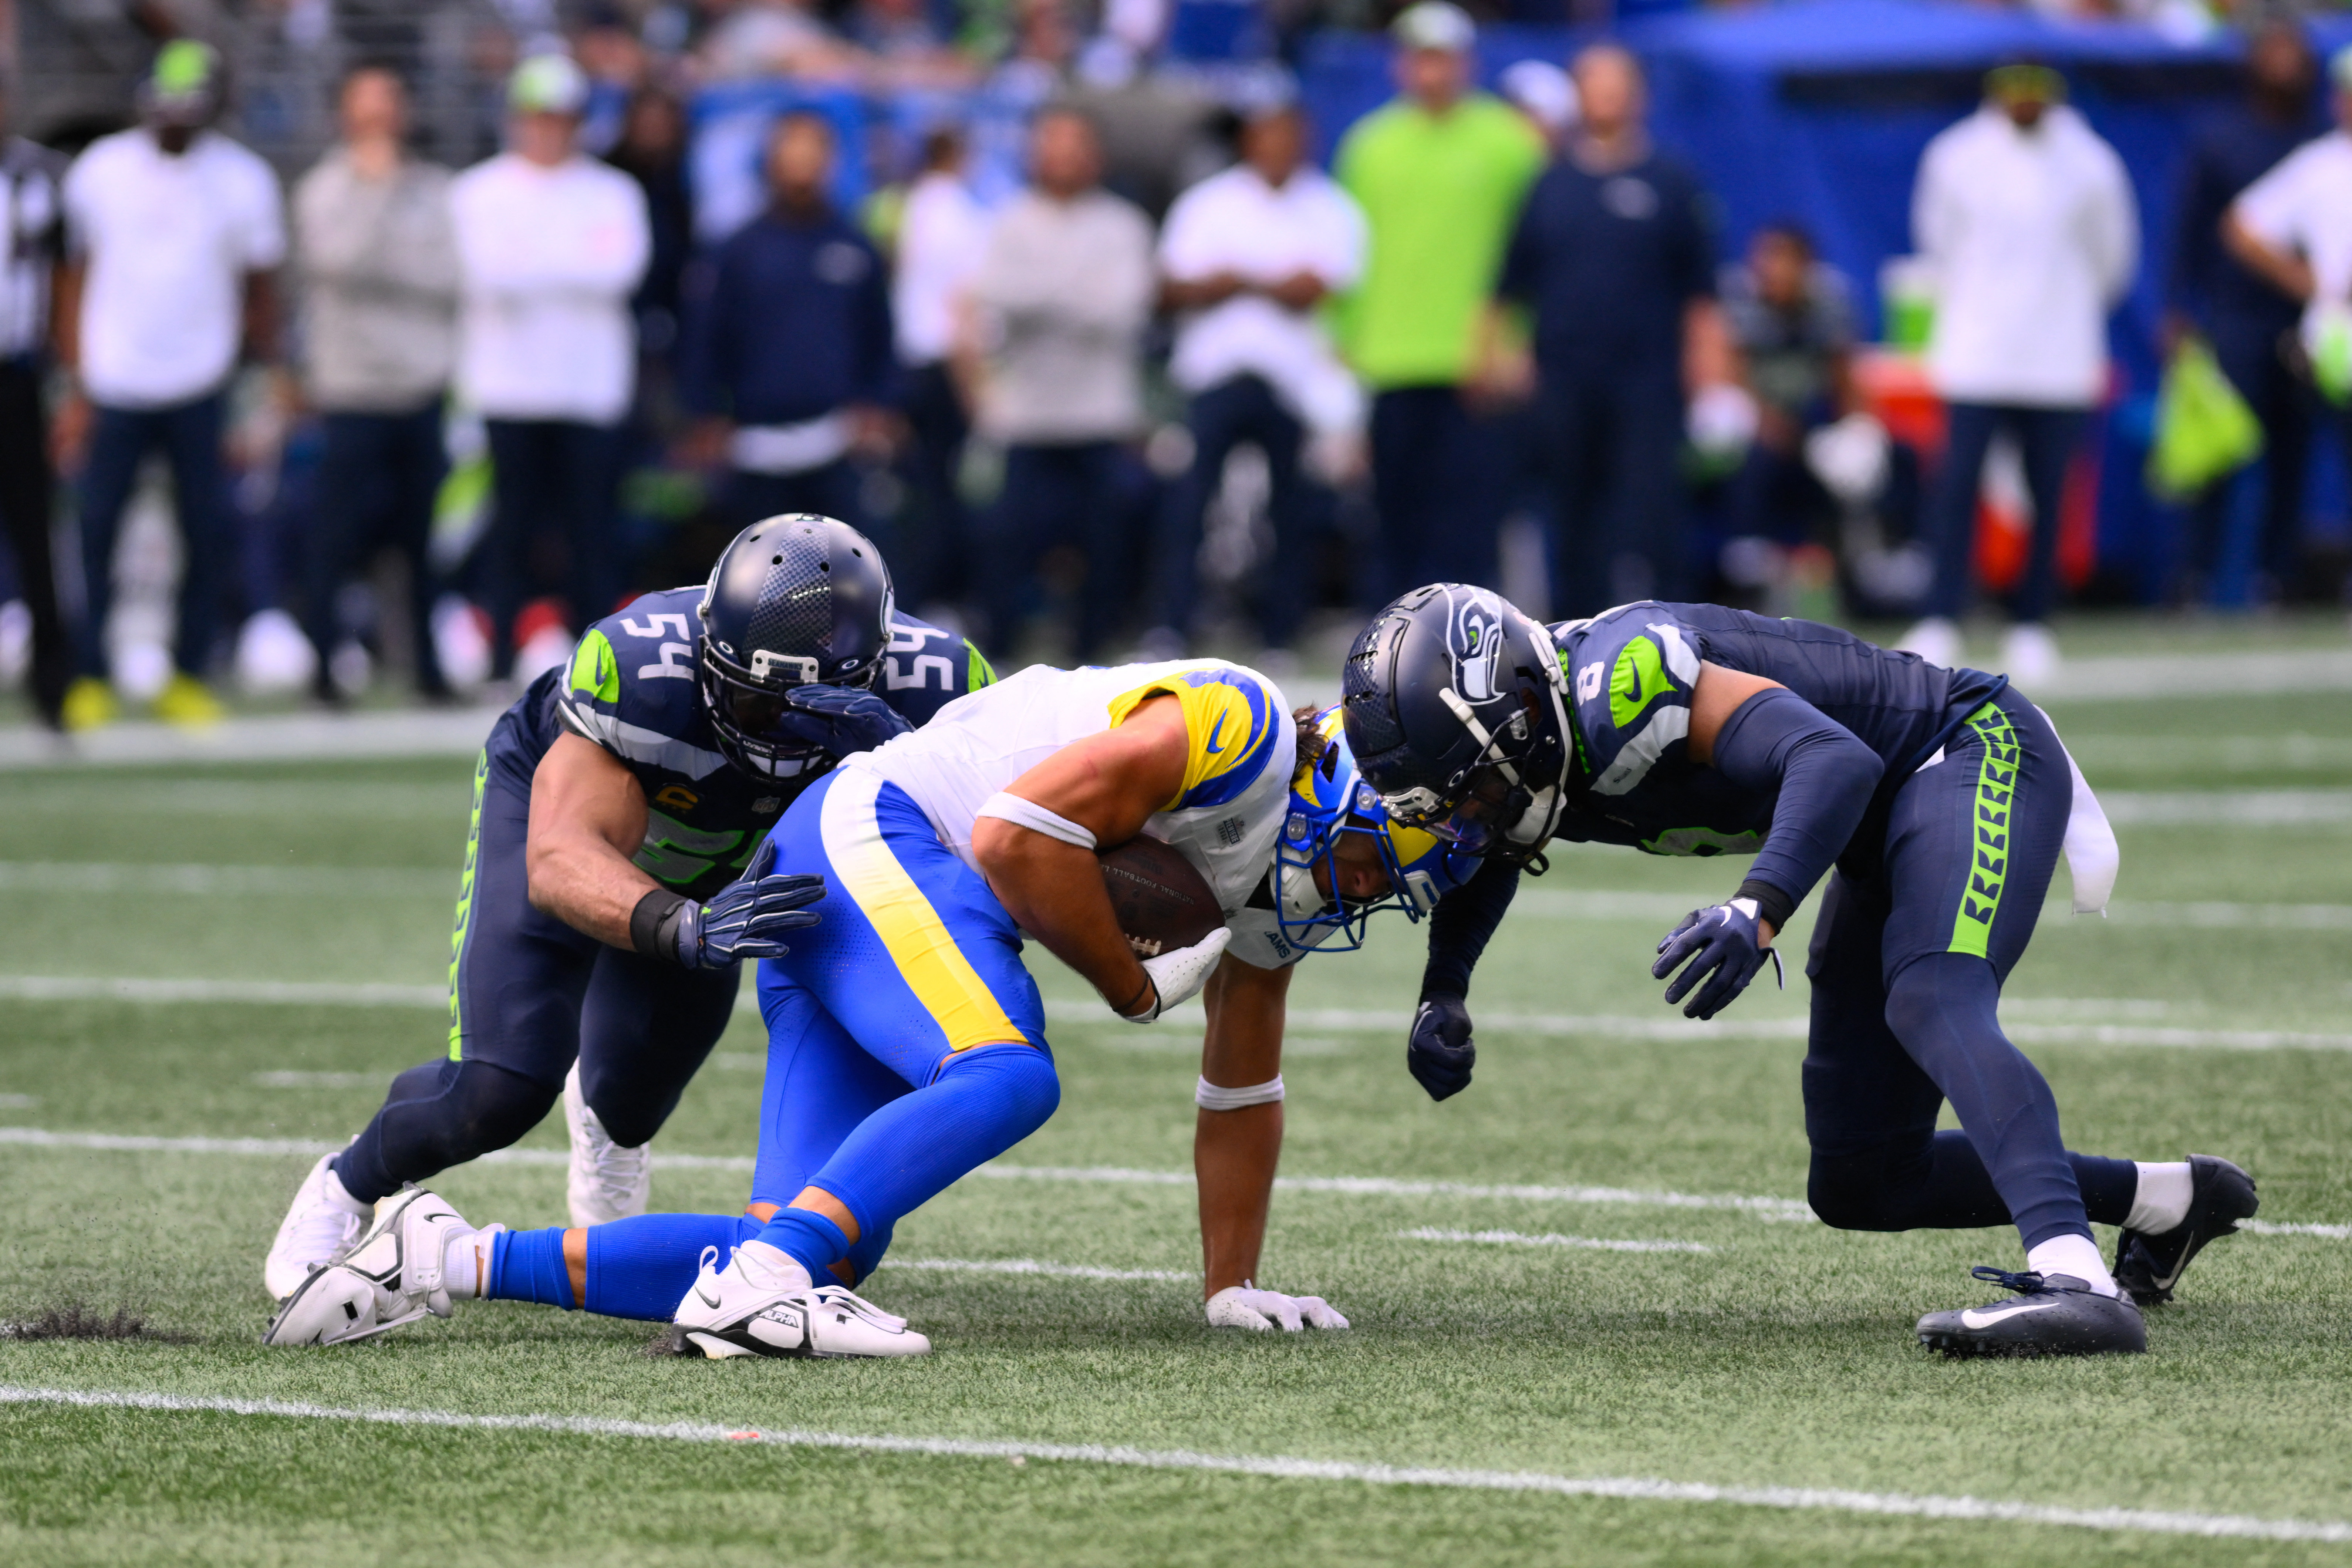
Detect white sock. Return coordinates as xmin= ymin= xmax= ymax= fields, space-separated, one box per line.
xmin=321 ymin=1163 xmax=371 ymax=1218
xmin=440 ymin=1228 xmax=484 ymax=1299
xmin=2125 ymin=1162 xmax=2194 ymax=1234
xmin=2027 ymin=1233 xmax=2118 ymax=1297
xmin=733 ymin=1238 xmax=813 ymax=1293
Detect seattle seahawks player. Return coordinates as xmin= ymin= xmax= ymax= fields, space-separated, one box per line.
xmin=263 ymin=516 xmax=993 ymax=1300
xmin=1340 ymin=584 xmax=2257 ymax=1358
xmin=264 ymin=686 xmax=1463 ymax=1352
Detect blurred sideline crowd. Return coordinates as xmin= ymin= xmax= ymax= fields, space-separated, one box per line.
xmin=5 ymin=3 xmax=2352 ymax=732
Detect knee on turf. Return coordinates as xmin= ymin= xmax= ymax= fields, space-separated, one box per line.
xmin=1807 ymin=1146 xmax=1923 ymax=1232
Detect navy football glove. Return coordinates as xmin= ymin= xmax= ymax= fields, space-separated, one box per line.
xmin=638 ymin=839 xmax=825 ymax=969
xmin=1407 ymin=993 xmax=1477 ymax=1102
xmin=770 ymin=684 xmax=914 ymax=759
xmin=1652 ymin=898 xmax=1784 ymax=1021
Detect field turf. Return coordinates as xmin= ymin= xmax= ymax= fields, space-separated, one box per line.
xmin=0 ymin=654 xmax=2349 ymax=1565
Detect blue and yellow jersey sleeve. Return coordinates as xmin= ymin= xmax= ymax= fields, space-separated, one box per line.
xmin=878 ymin=613 xmax=995 ymax=728
xmin=1107 ymin=665 xmax=1282 ymax=813
xmin=1556 ymin=606 xmax=1705 ymax=799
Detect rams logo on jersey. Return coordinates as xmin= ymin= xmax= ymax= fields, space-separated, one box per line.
xmin=1107 ymin=667 xmax=1279 ymax=813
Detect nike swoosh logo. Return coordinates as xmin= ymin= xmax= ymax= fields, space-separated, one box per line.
xmin=1960 ymin=1299 xmax=2066 ymax=1329
xmin=696 ymin=1285 xmax=722 ymax=1309
xmin=1204 ymin=712 xmax=1228 ymax=754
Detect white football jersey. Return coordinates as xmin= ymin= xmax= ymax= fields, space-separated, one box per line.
xmin=845 ymin=659 xmax=1293 ymax=921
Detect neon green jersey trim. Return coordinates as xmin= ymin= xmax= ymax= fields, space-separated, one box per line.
xmin=1948 ymin=702 xmax=2019 ymax=959
xmin=967 ymin=641 xmax=996 ymax=689
xmin=1610 ymin=635 xmax=1670 ymax=731
xmin=447 ymin=749 xmax=489 ymax=1060
xmin=570 ymin=629 xmax=620 ymax=705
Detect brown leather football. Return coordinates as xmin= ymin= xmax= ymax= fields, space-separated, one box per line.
xmin=1098 ymin=834 xmax=1223 ymax=958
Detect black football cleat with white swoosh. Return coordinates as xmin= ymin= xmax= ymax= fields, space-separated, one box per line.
xmin=1916 ymin=1268 xmax=2147 ymax=1359
xmin=2113 ymin=1154 xmax=2258 ymax=1308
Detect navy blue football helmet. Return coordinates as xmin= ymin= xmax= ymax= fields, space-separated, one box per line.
xmin=698 ymin=515 xmax=896 ymax=780
xmin=1339 ymin=584 xmax=1573 ymax=867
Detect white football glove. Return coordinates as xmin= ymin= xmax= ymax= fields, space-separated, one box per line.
xmin=1119 ymin=926 xmax=1231 ymax=1022
xmin=1205 ymin=1282 xmax=1350 ymax=1332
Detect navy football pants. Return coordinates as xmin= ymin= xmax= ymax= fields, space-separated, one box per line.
xmin=1801 ymin=689 xmax=2137 ymax=1250
xmin=335 ymin=738 xmax=738 ymax=1204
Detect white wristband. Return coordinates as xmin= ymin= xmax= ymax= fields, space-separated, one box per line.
xmin=976 ymin=791 xmax=1097 ymax=850
xmin=1196 ymin=1074 xmax=1284 ymax=1110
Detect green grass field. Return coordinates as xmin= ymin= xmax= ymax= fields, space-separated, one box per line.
xmin=1 ymin=638 xmax=2349 ymax=1565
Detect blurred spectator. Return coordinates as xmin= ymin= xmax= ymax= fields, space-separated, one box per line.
xmin=968 ymin=106 xmax=1153 ymax=658
xmin=1498 ymin=59 xmax=1579 ymax=154
xmin=892 ymin=127 xmax=991 ymax=611
xmin=605 ymin=90 xmax=695 ymax=375
xmin=55 ymin=41 xmax=287 ymax=730
xmin=451 ymin=54 xmax=650 ymax=681
xmin=701 ymin=0 xmax=860 ymax=81
xmin=681 ymin=111 xmax=894 ymax=533
xmin=1905 ymin=63 xmax=2137 ymax=684
xmin=1335 ymin=3 xmax=1545 ymax=603
xmin=294 ymin=65 xmax=459 ymax=705
xmin=2170 ymin=21 xmax=2321 ymax=606
xmin=1493 ymin=44 xmax=1730 ymax=616
xmin=1146 ymin=101 xmax=1365 ymax=657
xmin=1720 ymin=222 xmax=1857 ymax=547
xmin=0 ymin=76 xmax=70 ymax=728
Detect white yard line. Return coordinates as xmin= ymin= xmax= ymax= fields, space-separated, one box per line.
xmin=881 ymin=1257 xmax=1191 ymax=1281
xmin=0 ymin=976 xmax=446 ymax=1007
xmin=0 ymin=863 xmax=454 ymax=897
xmin=251 ymin=1071 xmax=394 ymax=1089
xmin=3 ymin=1127 xmax=2343 ymax=1240
xmin=2096 ymin=790 xmax=2352 ymax=826
xmin=0 ymin=1384 xmax=2342 ymax=1542
xmin=970 ymin=1163 xmax=1818 ymax=1221
xmin=1399 ymin=1228 xmax=1715 ymax=1255
xmin=0 ymin=707 xmax=503 ymax=771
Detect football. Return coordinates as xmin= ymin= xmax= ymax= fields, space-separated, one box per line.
xmin=1098 ymin=834 xmax=1223 ymax=958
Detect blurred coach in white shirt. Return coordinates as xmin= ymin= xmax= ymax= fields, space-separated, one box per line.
xmin=1145 ymin=100 xmax=1365 ymax=659
xmin=451 ymin=54 xmax=649 ymax=682
xmin=891 ymin=127 xmax=990 ymax=613
xmin=1903 ymin=63 xmax=2136 ymax=685
xmin=56 ymin=41 xmax=286 ymax=730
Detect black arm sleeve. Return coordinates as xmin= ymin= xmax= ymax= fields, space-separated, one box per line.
xmin=1419 ymin=854 xmax=1521 ymax=1001
xmin=1708 ymin=687 xmax=1882 ymax=927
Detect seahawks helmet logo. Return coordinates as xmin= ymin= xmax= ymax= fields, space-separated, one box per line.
xmin=1447 ymin=588 xmax=1506 ymax=704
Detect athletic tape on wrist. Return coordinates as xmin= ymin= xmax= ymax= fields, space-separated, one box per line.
xmin=1195 ymin=1075 xmax=1284 ymax=1110
xmin=630 ymin=888 xmax=691 ymax=960
xmin=976 ymin=792 xmax=1098 ymax=849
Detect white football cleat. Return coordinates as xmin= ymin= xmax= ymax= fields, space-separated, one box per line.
xmin=2000 ymin=621 xmax=2061 ymax=690
xmin=563 ymin=1060 xmax=651 ymax=1227
xmin=1897 ymin=616 xmax=1962 ymax=671
xmin=672 ymin=1241 xmax=931 ymax=1360
xmin=263 ymin=1187 xmax=495 ymax=1347
xmin=263 ymin=1148 xmax=370 ymax=1301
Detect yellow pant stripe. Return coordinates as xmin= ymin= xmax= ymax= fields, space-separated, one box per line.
xmin=819 ymin=769 xmax=1028 ymax=1053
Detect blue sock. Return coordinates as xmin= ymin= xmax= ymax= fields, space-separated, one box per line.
xmin=844 ymin=1219 xmax=895 ymax=1285
xmin=760 ymin=1043 xmax=1059 ymax=1275
xmin=758 ymin=1208 xmax=850 ymax=1283
xmin=581 ymin=1213 xmax=762 ymax=1321
xmin=487 ymin=1227 xmax=574 ymax=1310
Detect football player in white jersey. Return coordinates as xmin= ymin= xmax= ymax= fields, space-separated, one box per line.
xmin=267 ymin=664 xmax=1470 ymax=1355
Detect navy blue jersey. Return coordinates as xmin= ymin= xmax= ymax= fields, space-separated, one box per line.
xmin=1546 ymin=602 xmax=2000 ymax=862
xmin=490 ymin=586 xmax=993 ymax=900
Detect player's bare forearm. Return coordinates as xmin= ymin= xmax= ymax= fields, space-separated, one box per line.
xmin=526 ymin=733 xmax=657 ymax=949
xmin=1196 ymin=957 xmax=1289 ymax=1296
xmin=975 ymin=826 xmax=1153 ymax=1008
xmin=973 ymin=695 xmax=1191 ymax=1013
